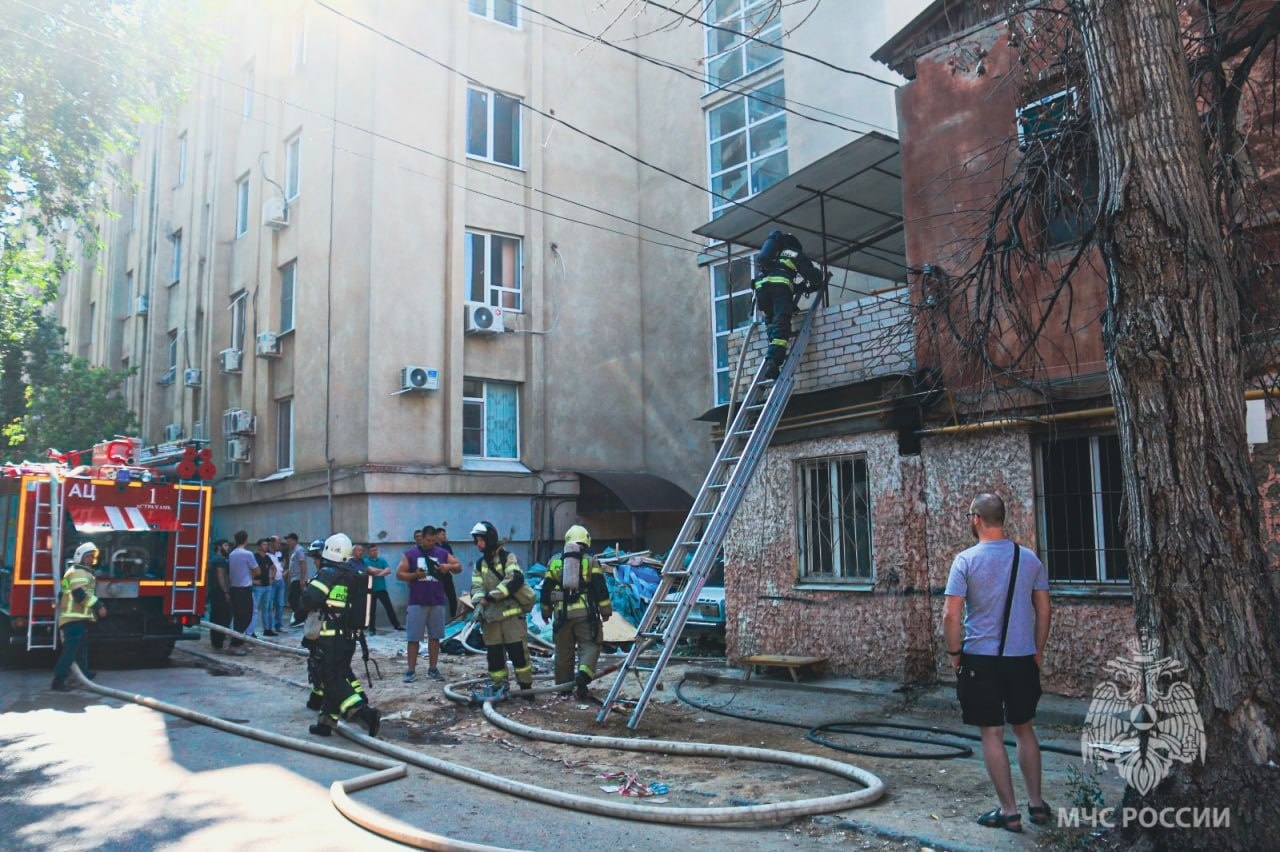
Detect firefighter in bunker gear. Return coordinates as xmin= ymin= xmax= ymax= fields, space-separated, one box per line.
xmin=299 ymin=533 xmax=381 ymax=736
xmin=470 ymin=521 xmax=534 ymax=701
xmin=300 ymin=539 xmax=325 ymax=710
xmin=51 ymin=542 xmax=107 ymax=691
xmin=752 ymin=229 xmax=828 ymax=378
xmin=541 ymin=525 xmax=613 ymax=700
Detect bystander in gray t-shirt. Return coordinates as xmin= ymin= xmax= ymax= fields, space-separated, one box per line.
xmin=944 ymin=539 xmax=1048 ymax=656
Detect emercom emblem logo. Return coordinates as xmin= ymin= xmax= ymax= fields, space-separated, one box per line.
xmin=1081 ymin=633 xmax=1206 ymax=795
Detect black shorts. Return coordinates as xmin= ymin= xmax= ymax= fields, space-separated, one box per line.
xmin=956 ymin=654 xmax=1041 ymax=727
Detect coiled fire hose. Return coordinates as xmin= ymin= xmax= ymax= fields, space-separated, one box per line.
xmin=62 ymin=622 xmax=886 ymax=846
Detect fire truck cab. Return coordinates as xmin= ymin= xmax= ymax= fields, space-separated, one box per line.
xmin=0 ymin=439 xmax=213 ymax=662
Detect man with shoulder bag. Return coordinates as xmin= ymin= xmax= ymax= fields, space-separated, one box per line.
xmin=943 ymin=492 xmax=1052 ymax=834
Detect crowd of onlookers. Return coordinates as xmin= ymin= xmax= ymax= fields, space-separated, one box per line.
xmin=205 ymin=526 xmax=462 ymax=656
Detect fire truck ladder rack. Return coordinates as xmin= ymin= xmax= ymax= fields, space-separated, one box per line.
xmin=27 ymin=476 xmax=65 ymax=651
xmin=168 ymin=483 xmax=207 ymax=616
xmin=596 ymin=304 xmax=816 ymax=729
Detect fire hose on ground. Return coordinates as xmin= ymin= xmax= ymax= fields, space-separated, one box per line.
xmin=57 ymin=621 xmax=887 ymax=846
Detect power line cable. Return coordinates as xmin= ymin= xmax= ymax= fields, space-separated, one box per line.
xmin=639 ymin=0 xmax=901 ymax=87
xmin=515 ymin=0 xmax=897 ymax=136
xmin=3 ymin=5 xmax=705 ymax=254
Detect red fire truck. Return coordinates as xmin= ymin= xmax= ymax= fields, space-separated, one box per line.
xmin=0 ymin=438 xmax=214 ymax=662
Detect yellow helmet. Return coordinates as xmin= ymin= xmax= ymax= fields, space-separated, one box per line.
xmin=564 ymin=525 xmax=591 ymax=547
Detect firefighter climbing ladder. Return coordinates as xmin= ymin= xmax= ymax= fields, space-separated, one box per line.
xmin=168 ymin=482 xmax=207 ymax=616
xmin=26 ymin=476 xmax=64 ymax=651
xmin=597 ymin=303 xmax=817 ymax=729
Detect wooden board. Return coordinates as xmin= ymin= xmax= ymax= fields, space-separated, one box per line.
xmin=737 ymin=654 xmax=829 ymax=682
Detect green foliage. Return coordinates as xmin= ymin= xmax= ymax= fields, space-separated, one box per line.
xmin=0 ymin=0 xmax=210 ymax=235
xmin=2 ymin=349 xmax=139 ymax=462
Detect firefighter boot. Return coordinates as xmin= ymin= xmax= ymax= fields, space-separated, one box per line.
xmin=574 ymin=671 xmax=591 ymax=701
xmin=306 ymin=690 xmax=324 ymax=711
xmin=355 ymin=705 xmax=382 ymax=737
xmin=309 ymin=714 xmax=336 ymax=737
xmin=519 ymin=681 xmax=536 ymax=703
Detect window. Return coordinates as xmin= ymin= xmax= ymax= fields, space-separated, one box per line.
xmin=279 ymin=261 xmax=296 ymax=333
xmin=1016 ymin=88 xmax=1098 ymax=248
xmin=176 ymin=132 xmax=187 ymax=186
xmin=796 ymin=455 xmax=873 ymax=583
xmin=235 ymin=174 xmax=250 ymax=237
xmin=87 ymin=302 xmax=96 ymax=348
xmin=284 ymin=134 xmax=301 ymax=200
xmin=469 ymin=0 xmax=517 ymax=26
xmin=711 ymin=254 xmax=755 ymax=404
xmin=167 ymin=330 xmax=179 ymax=371
xmin=229 ymin=291 xmax=246 ymax=349
xmin=704 ymin=0 xmax=782 ymax=88
xmin=290 ymin=18 xmax=307 ymax=72
xmin=463 ymin=379 xmax=519 ymax=459
xmin=465 ymin=230 xmax=522 ymax=311
xmin=466 ymin=87 xmax=521 ymax=167
xmin=170 ymin=230 xmax=182 ymax=284
xmin=277 ymin=397 xmax=294 ymax=471
xmin=124 ymin=271 xmax=133 ymax=316
xmin=242 ymin=62 xmax=254 ymax=117
xmin=1036 ymin=434 xmax=1128 ymax=584
xmin=128 ymin=192 xmax=138 ymax=232
xmin=707 ymin=80 xmax=787 ymax=216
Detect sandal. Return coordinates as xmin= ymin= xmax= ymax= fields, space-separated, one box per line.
xmin=1028 ymin=802 xmax=1053 ymax=825
xmin=977 ymin=808 xmax=1023 ymax=833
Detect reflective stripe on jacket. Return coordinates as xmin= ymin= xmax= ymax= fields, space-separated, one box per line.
xmin=543 ymin=552 xmax=612 ymax=621
xmin=57 ymin=567 xmax=99 ymax=627
xmin=472 ymin=551 xmax=524 ymax=621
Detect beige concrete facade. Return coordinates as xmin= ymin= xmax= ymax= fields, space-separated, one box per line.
xmin=54 ymin=2 xmax=922 ymax=607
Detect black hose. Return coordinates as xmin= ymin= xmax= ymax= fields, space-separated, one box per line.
xmin=806 ymin=723 xmax=972 ymax=759
xmin=675 ymin=675 xmax=1081 ymax=759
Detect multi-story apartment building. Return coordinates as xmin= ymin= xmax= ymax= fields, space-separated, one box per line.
xmin=55 ymin=1 xmax=923 ymax=592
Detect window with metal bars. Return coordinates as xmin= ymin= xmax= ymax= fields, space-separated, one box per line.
xmin=796 ymin=455 xmax=873 ymax=583
xmin=1035 ymin=433 xmax=1129 ymax=584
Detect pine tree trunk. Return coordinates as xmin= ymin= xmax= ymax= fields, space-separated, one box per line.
xmin=1070 ymin=1 xmax=1280 ymax=848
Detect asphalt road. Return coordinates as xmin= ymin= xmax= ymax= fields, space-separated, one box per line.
xmin=0 ymin=649 xmax=886 ymax=851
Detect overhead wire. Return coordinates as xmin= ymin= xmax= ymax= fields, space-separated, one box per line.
xmin=513 ymin=0 xmax=897 ymax=136
xmin=638 ymin=0 xmax=902 ymax=87
xmin=4 ymin=2 xmax=707 ymax=256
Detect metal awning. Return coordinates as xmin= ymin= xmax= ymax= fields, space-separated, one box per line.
xmin=576 ymin=472 xmax=694 ymax=514
xmin=693 ymin=131 xmax=906 ymax=282
xmin=70 ymin=506 xmax=178 ymax=533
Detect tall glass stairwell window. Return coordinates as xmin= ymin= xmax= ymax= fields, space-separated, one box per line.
xmin=711 ymin=255 xmax=755 ymax=404
xmin=708 ymin=79 xmax=787 ymax=216
xmin=705 ymin=0 xmax=783 ymax=89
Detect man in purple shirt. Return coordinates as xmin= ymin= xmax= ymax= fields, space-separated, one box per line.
xmin=395 ymin=524 xmax=460 ymax=683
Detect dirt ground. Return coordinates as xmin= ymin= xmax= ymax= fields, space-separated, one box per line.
xmin=191 ymin=627 xmax=1124 ymax=851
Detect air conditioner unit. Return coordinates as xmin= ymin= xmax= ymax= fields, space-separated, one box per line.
xmin=164 ymin=423 xmax=184 ymax=442
xmin=223 ymin=408 xmax=255 ymax=435
xmin=135 ymin=294 xmax=150 ymax=315
xmin=465 ymin=303 xmax=505 ymax=335
xmin=220 ymin=348 xmax=242 ymax=373
xmin=262 ymin=197 xmax=289 ymax=230
xmin=183 ymin=368 xmax=203 ymax=387
xmin=255 ymin=331 xmax=281 ymax=358
xmin=226 ymin=437 xmax=252 ymax=463
xmin=157 ymin=367 xmax=176 ymax=386
xmin=399 ymin=365 xmax=439 ymax=392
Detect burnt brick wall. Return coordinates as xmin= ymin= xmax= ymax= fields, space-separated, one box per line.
xmin=727 ymin=287 xmax=914 ymax=390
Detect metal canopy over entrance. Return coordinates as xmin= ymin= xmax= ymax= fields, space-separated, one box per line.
xmin=693 ymin=131 xmax=906 ymax=282
xmin=576 ymin=471 xmax=694 ymax=515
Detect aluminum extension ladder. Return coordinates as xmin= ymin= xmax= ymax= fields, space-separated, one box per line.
xmin=169 ymin=482 xmax=207 ymax=616
xmin=596 ymin=304 xmax=817 ymax=728
xmin=27 ymin=476 xmax=65 ymax=650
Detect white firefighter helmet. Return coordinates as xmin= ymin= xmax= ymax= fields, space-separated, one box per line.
xmin=73 ymin=542 xmax=99 ymax=564
xmin=321 ymin=533 xmax=353 ymax=564
xmin=564 ymin=524 xmax=591 ymax=547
